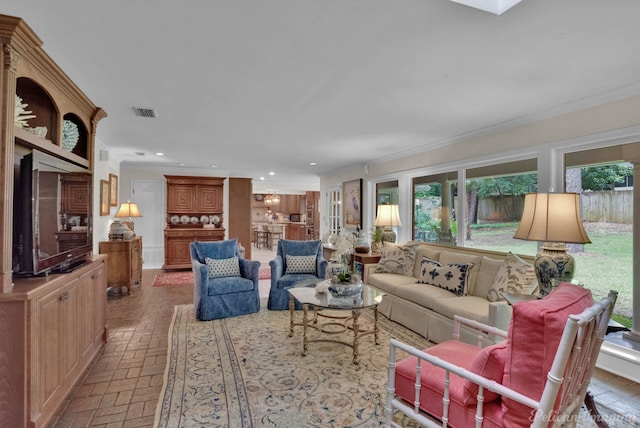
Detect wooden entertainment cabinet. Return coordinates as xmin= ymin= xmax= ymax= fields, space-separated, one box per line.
xmin=0 ymin=15 xmax=107 ymax=428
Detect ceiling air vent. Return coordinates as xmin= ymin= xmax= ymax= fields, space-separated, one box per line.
xmin=132 ymin=107 xmax=158 ymax=118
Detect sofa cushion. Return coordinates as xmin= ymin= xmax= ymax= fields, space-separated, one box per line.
xmin=439 ymin=251 xmax=482 ymax=295
xmin=412 ymin=247 xmax=442 ymax=278
xmin=487 ymin=252 xmax=538 ymax=302
xmin=367 ymin=272 xmax=417 ymax=294
xmin=395 ymin=282 xmax=458 ymax=311
xmin=502 ymin=283 xmax=593 ymax=427
xmin=431 ymin=296 xmax=492 ymax=325
xmin=463 ymin=341 xmax=507 ymax=405
xmin=472 ymin=256 xmax=504 ymax=298
xmin=205 ymin=256 xmax=241 ymax=278
xmin=417 ymin=256 xmax=473 ymax=296
xmin=376 ymin=242 xmax=419 ymax=276
xmin=284 ymin=254 xmax=317 ymax=274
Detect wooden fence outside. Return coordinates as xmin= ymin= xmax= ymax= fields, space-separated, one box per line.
xmin=475 ymin=190 xmax=632 ymax=224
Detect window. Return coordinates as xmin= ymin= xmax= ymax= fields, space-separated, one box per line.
xmin=413 ymin=172 xmax=457 ymax=246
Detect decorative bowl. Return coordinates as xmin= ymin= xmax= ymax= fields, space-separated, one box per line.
xmin=355 ymin=245 xmax=370 ymax=253
xmin=328 ymin=281 xmax=363 ymax=297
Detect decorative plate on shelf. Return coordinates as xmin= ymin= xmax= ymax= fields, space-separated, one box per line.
xmin=180 ymin=215 xmax=190 ymax=224
xmin=211 ymin=215 xmax=220 ymax=225
xmin=200 ymin=215 xmax=209 ymax=224
xmin=62 ymin=120 xmax=80 ymax=151
xmin=170 ymin=215 xmax=180 ymax=225
xmin=190 ymin=216 xmax=199 ymax=224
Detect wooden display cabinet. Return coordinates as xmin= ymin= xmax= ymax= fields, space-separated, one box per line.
xmin=164 ymin=175 xmax=225 ymax=269
xmin=99 ymin=237 xmax=143 ymax=294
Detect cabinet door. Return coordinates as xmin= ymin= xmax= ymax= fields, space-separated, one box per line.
xmin=61 ymin=174 xmax=90 ymax=213
xmin=167 ymin=184 xmax=196 ymax=213
xmin=166 ymin=237 xmax=193 ymax=267
xmin=196 ymin=185 xmax=222 ymax=212
xmin=78 ymin=263 xmax=106 ymax=359
xmin=37 ymin=280 xmax=80 ymax=413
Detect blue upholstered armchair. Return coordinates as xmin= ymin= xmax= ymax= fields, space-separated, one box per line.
xmin=268 ymin=239 xmax=328 ymax=310
xmin=190 ymin=239 xmax=260 ymax=321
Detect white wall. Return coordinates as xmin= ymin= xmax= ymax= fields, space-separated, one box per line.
xmin=92 ymin=139 xmax=121 ymax=254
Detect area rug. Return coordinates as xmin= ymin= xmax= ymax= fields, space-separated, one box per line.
xmin=154 ymin=305 xmax=635 ymax=428
xmin=152 ymin=268 xmax=270 ymax=287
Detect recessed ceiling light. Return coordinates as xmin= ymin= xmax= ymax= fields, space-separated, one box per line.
xmin=156 ymin=152 xmax=165 ymax=156
xmin=260 ymin=177 xmax=265 ymax=180
xmin=269 ymin=171 xmax=275 ymax=176
xmin=210 ymin=164 xmax=219 ymax=168
xmin=309 ymin=162 xmax=317 ymax=166
xmin=449 ymin=0 xmax=523 ymax=15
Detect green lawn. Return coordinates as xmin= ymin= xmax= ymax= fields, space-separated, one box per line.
xmin=466 ymin=222 xmax=633 ymax=319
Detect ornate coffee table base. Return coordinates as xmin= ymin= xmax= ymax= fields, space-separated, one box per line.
xmin=288 ymin=293 xmax=380 ymax=364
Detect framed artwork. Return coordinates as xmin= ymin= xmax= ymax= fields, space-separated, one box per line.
xmin=100 ymin=179 xmax=110 ymax=216
xmin=109 ymin=173 xmax=118 ymax=206
xmin=343 ymin=178 xmax=362 ymax=227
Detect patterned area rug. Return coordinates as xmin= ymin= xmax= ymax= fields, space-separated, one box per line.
xmin=152 ymin=268 xmax=270 ymax=287
xmin=154 ymin=305 xmax=633 ymax=428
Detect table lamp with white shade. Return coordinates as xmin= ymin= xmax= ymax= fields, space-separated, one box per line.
xmin=374 ymin=204 xmax=402 ymax=243
xmin=513 ymin=193 xmax=591 ymax=296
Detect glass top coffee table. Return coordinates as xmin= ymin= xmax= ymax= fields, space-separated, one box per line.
xmin=287 ymin=279 xmax=385 ymax=364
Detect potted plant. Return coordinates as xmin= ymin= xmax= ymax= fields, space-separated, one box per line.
xmin=369 ymin=226 xmax=383 ymax=254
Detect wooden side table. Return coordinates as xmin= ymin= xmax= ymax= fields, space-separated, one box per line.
xmin=99 ymin=236 xmax=143 ymax=295
xmin=352 ymin=252 xmax=381 ymax=283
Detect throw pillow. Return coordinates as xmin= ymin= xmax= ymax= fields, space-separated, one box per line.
xmin=462 ymin=341 xmax=507 ymax=405
xmin=375 ymin=242 xmax=419 ymax=276
xmin=205 ymin=256 xmax=240 ymax=278
xmin=417 ymin=256 xmax=473 ymax=296
xmin=487 ymin=252 xmax=538 ymax=302
xmin=285 ymin=254 xmax=317 ymax=274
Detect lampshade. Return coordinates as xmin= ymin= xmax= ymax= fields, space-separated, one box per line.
xmin=115 ymin=201 xmax=143 ymax=218
xmin=374 ymin=205 xmax=402 ymax=228
xmin=513 ymin=193 xmax=590 ymax=296
xmin=513 ymin=193 xmax=590 ymax=244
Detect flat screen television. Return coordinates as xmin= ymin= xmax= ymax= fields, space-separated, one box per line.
xmin=13 ymin=150 xmax=93 ymax=276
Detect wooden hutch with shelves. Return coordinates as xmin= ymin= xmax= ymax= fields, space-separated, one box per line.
xmin=163 ymin=175 xmax=226 ymax=269
xmin=0 ymin=14 xmax=107 ymax=428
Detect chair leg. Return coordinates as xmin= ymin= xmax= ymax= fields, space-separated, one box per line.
xmin=584 ymin=391 xmax=609 ymax=428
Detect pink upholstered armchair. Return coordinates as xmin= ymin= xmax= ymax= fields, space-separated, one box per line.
xmin=385 ymin=283 xmax=617 ymax=428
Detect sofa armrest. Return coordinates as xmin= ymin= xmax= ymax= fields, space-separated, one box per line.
xmin=317 ymin=256 xmax=328 ymax=279
xmin=239 ymin=258 xmax=260 ymax=285
xmin=453 ymin=315 xmax=508 ymax=347
xmin=364 ymin=264 xmax=378 ymax=283
xmin=489 ymin=301 xmax=513 ymax=334
xmin=269 ymin=255 xmax=284 ymax=284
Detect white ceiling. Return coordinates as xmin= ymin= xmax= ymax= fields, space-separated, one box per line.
xmin=4 ymin=1 xmax=640 ymax=192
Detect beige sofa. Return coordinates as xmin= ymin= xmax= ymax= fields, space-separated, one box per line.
xmin=364 ymin=242 xmax=536 ymax=345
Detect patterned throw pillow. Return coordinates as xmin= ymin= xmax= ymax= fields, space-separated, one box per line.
xmin=205 ymin=256 xmax=240 ymax=278
xmin=487 ymin=252 xmax=538 ymax=302
xmin=417 ymin=256 xmax=473 ymax=296
xmin=375 ymin=242 xmax=419 ymax=276
xmin=285 ymin=255 xmax=317 ymax=274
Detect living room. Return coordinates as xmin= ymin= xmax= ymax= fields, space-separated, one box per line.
xmin=2 ymin=1 xmax=640 ymax=427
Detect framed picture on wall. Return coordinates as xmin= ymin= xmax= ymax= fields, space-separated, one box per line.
xmin=343 ymin=178 xmax=362 ymax=227
xmin=100 ymin=179 xmax=110 ymax=216
xmin=109 ymin=173 xmax=118 ymax=206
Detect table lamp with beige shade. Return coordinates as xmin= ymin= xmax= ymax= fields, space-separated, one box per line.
xmin=513 ymin=193 xmax=591 ymax=296
xmin=374 ymin=204 xmax=402 ymax=244
xmin=109 ymin=201 xmax=143 ymax=240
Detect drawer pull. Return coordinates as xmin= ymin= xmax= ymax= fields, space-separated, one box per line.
xmin=59 ymin=291 xmax=70 ymax=301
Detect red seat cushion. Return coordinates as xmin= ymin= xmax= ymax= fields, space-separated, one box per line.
xmin=395 ymin=341 xmax=505 ymax=428
xmin=502 ymin=283 xmax=593 ymax=426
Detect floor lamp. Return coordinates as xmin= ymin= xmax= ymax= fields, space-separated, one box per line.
xmin=374 ymin=204 xmax=402 ymax=243
xmin=513 ymin=193 xmax=591 ymax=296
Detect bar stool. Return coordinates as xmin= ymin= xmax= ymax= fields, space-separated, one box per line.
xmin=256 ymin=227 xmax=270 ymax=249
xmin=269 ymin=225 xmax=283 ymax=249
